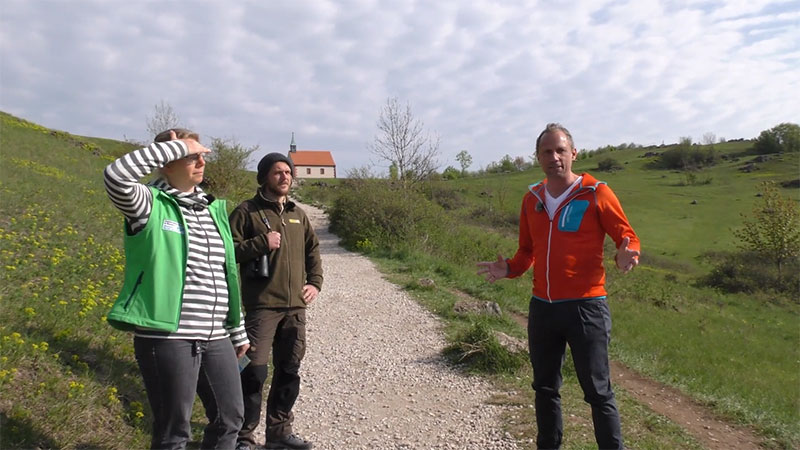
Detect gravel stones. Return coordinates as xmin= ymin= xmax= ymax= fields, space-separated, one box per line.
xmin=251 ymin=202 xmax=519 ymax=450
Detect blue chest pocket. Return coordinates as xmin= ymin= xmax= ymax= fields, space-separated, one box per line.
xmin=558 ymin=200 xmax=589 ymax=232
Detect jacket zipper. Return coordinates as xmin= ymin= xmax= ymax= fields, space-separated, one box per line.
xmin=123 ymin=271 xmax=144 ymax=310
xmin=540 ymin=185 xmax=589 ymax=303
xmin=281 ymin=213 xmax=291 ymax=306
xmin=195 ymin=207 xmax=220 ymax=341
xmin=545 ymin=222 xmax=553 ymax=302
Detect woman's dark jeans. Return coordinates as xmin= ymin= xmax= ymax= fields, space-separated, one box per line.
xmin=134 ymin=337 xmax=244 ymax=450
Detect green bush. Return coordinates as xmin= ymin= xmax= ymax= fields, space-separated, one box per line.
xmin=754 ymin=123 xmax=800 ymax=154
xmin=468 ymin=206 xmax=518 ymax=232
xmin=675 ymin=172 xmax=713 ymax=186
xmin=656 ymin=145 xmax=718 ymax=170
xmin=328 ymin=180 xmax=448 ymax=251
xmin=733 ymin=181 xmax=800 ymax=278
xmin=424 ymin=184 xmax=466 ymax=210
xmin=597 ymin=157 xmax=623 ymax=172
xmin=442 ymin=166 xmax=461 ymax=180
xmin=203 ymin=137 xmax=258 ymax=203
xmin=698 ymin=251 xmax=800 ymax=302
xmin=326 ymin=179 xmax=515 ymax=266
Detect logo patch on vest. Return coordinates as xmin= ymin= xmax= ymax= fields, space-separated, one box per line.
xmin=162 ymin=219 xmax=184 ymax=234
xmin=288 ymin=219 xmax=301 ymax=224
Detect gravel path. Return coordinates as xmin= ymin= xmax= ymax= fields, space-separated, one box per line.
xmin=253 ymin=202 xmax=520 ymax=450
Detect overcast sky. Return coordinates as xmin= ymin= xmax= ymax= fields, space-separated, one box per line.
xmin=1 ymin=0 xmax=798 ymax=174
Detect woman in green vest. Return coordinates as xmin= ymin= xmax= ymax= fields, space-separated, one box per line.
xmin=104 ymin=129 xmax=249 ymax=450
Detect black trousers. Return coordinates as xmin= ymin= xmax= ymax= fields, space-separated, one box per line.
xmin=528 ymin=298 xmax=623 ymax=450
xmin=238 ymin=308 xmax=306 ymax=445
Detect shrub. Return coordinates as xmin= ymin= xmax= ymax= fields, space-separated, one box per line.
xmin=293 ymin=180 xmax=339 ymax=207
xmin=699 ymin=251 xmax=799 ymax=302
xmin=325 ymin=179 xmax=516 ymax=266
xmin=203 ymin=137 xmax=258 ymax=202
xmin=657 ymin=145 xmax=718 ymax=170
xmin=444 ymin=322 xmax=528 ymax=374
xmin=328 ymin=180 xmax=449 ymax=252
xmin=733 ymin=181 xmax=800 ymax=278
xmin=675 ymin=172 xmax=713 ymax=186
xmin=442 ymin=166 xmax=461 ymax=180
xmin=597 ymin=157 xmax=623 ymax=172
xmin=485 ymin=155 xmax=517 ymax=173
xmin=754 ymin=123 xmax=800 ymax=154
xmin=468 ymin=206 xmax=519 ymax=231
xmin=424 ymin=184 xmax=465 ymax=210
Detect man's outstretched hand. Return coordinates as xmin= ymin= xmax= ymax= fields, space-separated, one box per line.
xmin=615 ymin=236 xmax=640 ymax=273
xmin=477 ymin=254 xmax=508 ymax=283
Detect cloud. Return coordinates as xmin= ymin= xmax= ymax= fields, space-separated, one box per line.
xmin=1 ymin=0 xmax=797 ymax=173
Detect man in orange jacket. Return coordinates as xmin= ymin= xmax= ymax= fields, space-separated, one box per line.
xmin=478 ymin=123 xmax=640 ymax=450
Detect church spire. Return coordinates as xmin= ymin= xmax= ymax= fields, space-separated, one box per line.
xmin=289 ymin=132 xmax=297 ymax=153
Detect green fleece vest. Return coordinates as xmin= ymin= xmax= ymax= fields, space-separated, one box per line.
xmin=107 ymin=187 xmax=241 ymax=332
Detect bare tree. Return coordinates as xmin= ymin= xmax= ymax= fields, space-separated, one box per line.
xmin=369 ymin=97 xmax=439 ymax=187
xmin=702 ymin=132 xmax=717 ymax=146
xmin=145 ymin=100 xmax=182 ymax=138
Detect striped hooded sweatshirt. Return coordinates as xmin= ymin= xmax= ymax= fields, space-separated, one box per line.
xmin=103 ymin=141 xmax=248 ymax=346
xmin=506 ymin=173 xmax=640 ymax=303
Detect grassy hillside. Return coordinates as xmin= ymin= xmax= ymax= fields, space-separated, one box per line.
xmin=0 ymin=112 xmax=252 ymax=449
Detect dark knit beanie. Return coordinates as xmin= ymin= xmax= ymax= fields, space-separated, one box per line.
xmin=256 ymin=153 xmax=295 ymax=185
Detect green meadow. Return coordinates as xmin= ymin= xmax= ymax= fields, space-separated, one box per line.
xmin=1 ymin=111 xmax=798 ymax=449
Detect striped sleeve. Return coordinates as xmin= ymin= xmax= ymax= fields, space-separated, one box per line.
xmin=228 ymin=314 xmax=249 ymax=347
xmin=103 ymin=141 xmax=188 ymax=233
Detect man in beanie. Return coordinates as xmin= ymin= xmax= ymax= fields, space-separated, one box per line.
xmin=229 ymin=153 xmax=323 ymax=450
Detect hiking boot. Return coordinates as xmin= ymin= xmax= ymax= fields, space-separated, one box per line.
xmin=264 ymin=433 xmax=313 ymax=449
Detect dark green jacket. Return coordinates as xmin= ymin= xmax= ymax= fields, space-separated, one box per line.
xmin=229 ymin=192 xmax=323 ymax=310
xmin=108 ymin=187 xmax=242 ymax=331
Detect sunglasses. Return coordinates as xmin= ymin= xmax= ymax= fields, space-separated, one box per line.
xmin=180 ymin=153 xmax=205 ymax=164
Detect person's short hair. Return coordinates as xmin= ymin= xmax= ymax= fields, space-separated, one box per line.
xmin=153 ymin=128 xmax=200 ymax=143
xmin=153 ymin=128 xmax=201 ymax=177
xmin=535 ymin=123 xmax=574 ymax=154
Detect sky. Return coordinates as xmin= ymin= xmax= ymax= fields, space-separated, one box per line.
xmin=1 ymin=0 xmax=798 ymax=174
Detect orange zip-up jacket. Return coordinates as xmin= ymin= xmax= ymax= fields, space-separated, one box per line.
xmin=506 ymin=173 xmax=640 ymax=302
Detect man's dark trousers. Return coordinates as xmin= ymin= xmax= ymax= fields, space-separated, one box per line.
xmin=238 ymin=308 xmax=306 ymax=446
xmin=528 ymin=298 xmax=623 ymax=450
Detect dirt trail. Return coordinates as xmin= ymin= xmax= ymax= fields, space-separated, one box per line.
xmin=611 ymin=361 xmax=764 ymax=449
xmin=506 ymin=303 xmax=765 ymax=449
